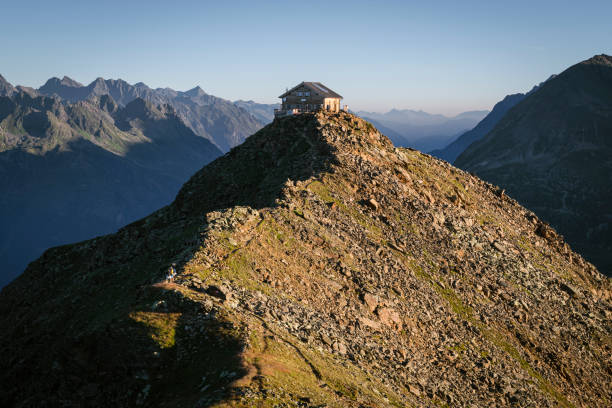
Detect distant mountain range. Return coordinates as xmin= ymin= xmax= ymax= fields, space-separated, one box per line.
xmin=35 ymin=76 xmax=264 ymax=152
xmin=456 ymin=54 xmax=612 ymax=275
xmin=0 ymin=81 xmax=223 ymax=287
xmin=357 ymin=109 xmax=488 ymax=152
xmin=233 ymin=100 xmax=279 ymax=124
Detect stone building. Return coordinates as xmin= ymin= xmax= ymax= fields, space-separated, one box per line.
xmin=275 ymin=82 xmax=343 ymax=117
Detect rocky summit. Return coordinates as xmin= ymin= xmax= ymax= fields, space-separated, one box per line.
xmin=0 ymin=111 xmax=610 ymax=407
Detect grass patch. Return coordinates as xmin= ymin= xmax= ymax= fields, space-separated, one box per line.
xmin=434 ymin=283 xmax=473 ymax=319
xmin=129 ymin=311 xmax=181 ymax=349
xmin=479 ymin=325 xmax=576 ymax=408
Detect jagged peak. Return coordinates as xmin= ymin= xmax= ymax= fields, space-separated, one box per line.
xmin=60 ymin=76 xmax=83 ymax=87
xmin=89 ymin=77 xmax=106 ymax=86
xmin=0 ymin=74 xmax=15 ymax=96
xmin=40 ymin=76 xmax=61 ymax=87
xmin=86 ymin=77 xmax=109 ymax=95
xmin=15 ymin=85 xmax=38 ymax=97
xmin=184 ymin=85 xmax=207 ymax=97
xmin=581 ymin=53 xmax=612 ymax=67
xmin=39 ymin=76 xmax=83 ymax=89
xmin=0 ymin=74 xmax=11 ymax=85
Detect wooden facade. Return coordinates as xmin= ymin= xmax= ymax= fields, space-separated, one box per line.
xmin=275 ymin=82 xmax=343 ymax=117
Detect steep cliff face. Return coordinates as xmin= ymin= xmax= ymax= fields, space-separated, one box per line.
xmin=456 ymin=54 xmax=612 ymax=276
xmin=0 ymin=112 xmax=610 ymax=407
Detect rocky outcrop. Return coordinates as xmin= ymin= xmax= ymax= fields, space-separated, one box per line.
xmin=0 ymin=112 xmax=609 ymax=407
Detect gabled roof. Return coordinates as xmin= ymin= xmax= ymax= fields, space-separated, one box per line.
xmin=279 ymin=82 xmax=343 ymax=99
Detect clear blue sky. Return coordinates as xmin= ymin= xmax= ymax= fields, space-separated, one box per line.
xmin=2 ymin=0 xmax=611 ymax=115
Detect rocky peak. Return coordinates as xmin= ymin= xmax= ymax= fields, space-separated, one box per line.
xmin=580 ymin=53 xmax=612 ymax=67
xmin=15 ymin=85 xmax=38 ymax=97
xmin=38 ymin=76 xmax=62 ymax=91
xmin=0 ymin=74 xmax=15 ymax=96
xmin=60 ymin=76 xmax=83 ymax=87
xmin=184 ymin=85 xmax=207 ymax=98
xmin=0 ymin=111 xmax=610 ymax=407
xmin=38 ymin=76 xmax=89 ymax=102
xmin=88 ymin=77 xmax=109 ymax=93
xmin=41 ymin=76 xmax=60 ymax=86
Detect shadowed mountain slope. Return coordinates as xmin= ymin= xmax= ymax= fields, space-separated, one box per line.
xmin=0 ymin=112 xmax=610 ymax=407
xmin=0 ymin=91 xmax=221 ymax=287
xmin=430 ymin=93 xmax=527 ymax=163
xmin=456 ymin=54 xmax=612 ymax=276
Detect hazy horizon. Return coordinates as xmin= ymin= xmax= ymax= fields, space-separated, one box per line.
xmin=2 ymin=0 xmax=611 ymax=116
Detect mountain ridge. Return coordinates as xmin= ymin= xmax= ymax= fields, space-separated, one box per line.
xmin=456 ymin=53 xmax=612 ymax=275
xmin=34 ymin=76 xmax=264 ymax=151
xmin=1 ymin=111 xmax=609 ymax=407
